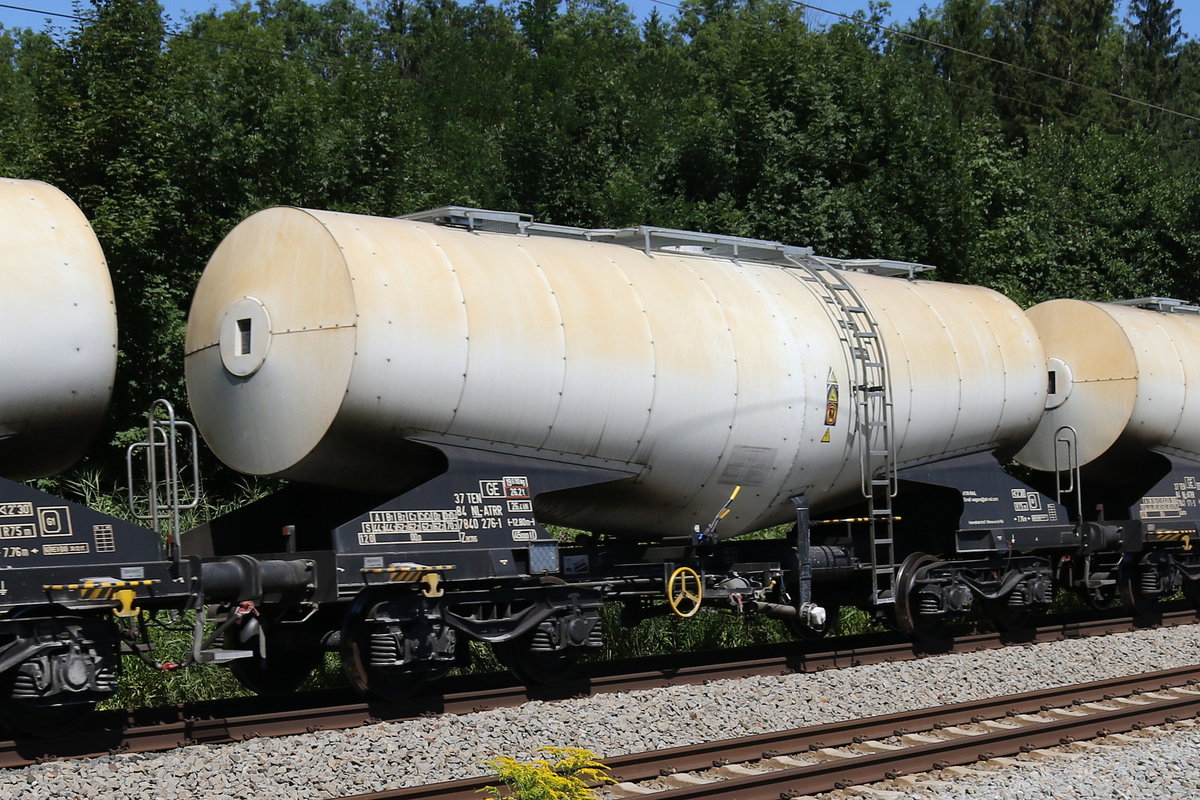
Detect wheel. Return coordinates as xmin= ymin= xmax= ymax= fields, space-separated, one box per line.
xmin=894 ymin=553 xmax=947 ymax=640
xmin=1120 ymin=555 xmax=1162 ymax=617
xmin=0 ymin=610 xmax=115 ymax=736
xmin=492 ymin=630 xmax=584 ymax=684
xmin=1073 ymin=557 xmax=1121 ymax=610
xmin=339 ymin=591 xmax=453 ymax=701
xmin=984 ymin=586 xmax=1048 ymax=632
xmin=1183 ymin=577 xmax=1200 ymax=610
xmin=985 ymin=569 xmax=1051 ymax=632
xmin=227 ymin=638 xmax=324 ymax=696
xmin=1078 ymin=583 xmax=1120 ymax=610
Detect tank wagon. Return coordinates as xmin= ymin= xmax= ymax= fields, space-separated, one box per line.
xmin=0 ymin=179 xmax=314 ymax=734
xmin=178 ymin=205 xmax=1200 ymax=699
xmin=0 ymin=178 xmax=195 ymax=732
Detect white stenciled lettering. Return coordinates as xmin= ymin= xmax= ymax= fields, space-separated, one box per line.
xmin=43 ymin=542 xmax=89 ymax=556
xmin=361 ymin=509 xmax=459 ymax=534
xmin=0 ymin=524 xmax=37 ymax=540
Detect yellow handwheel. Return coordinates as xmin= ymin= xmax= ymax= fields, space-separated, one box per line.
xmin=667 ymin=567 xmax=703 ymax=618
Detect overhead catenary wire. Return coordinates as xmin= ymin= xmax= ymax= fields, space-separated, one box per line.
xmin=647 ymin=0 xmax=1197 ymax=127
xmin=787 ymin=0 xmax=1200 ymax=125
xmin=644 ymin=0 xmax=1186 ymax=140
xmin=1 ymin=0 xmax=1191 ymax=147
xmin=4 ymin=0 xmax=1197 ymax=127
xmin=0 ymin=1 xmax=361 ymax=71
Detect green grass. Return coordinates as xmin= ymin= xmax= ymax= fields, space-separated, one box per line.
xmin=105 ymin=614 xmax=251 ymax=708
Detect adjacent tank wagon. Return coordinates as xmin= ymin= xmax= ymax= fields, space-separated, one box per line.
xmin=0 ymin=180 xmax=193 ymax=733
xmin=0 ymin=178 xmax=117 ymax=479
xmin=0 ymin=181 xmax=312 ymax=733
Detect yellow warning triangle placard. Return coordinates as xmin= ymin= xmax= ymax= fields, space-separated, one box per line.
xmin=821 ymin=428 xmax=831 ymax=443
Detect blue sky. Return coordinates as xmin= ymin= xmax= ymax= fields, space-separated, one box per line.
xmin=1 ymin=0 xmax=1198 ymax=39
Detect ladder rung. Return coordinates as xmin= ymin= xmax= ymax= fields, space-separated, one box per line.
xmin=869 ymin=450 xmax=889 ymax=456
xmin=871 ymin=509 xmax=894 ymax=516
xmin=873 ymin=566 xmax=896 ymax=575
xmin=828 ymin=283 xmax=850 ymax=290
xmin=872 ymin=538 xmax=894 ymax=545
xmin=871 ymin=479 xmax=892 ymax=486
xmin=863 ymin=361 xmax=884 ymax=369
xmin=854 ymin=331 xmax=879 ymax=338
xmin=866 ymin=421 xmax=887 ymax=427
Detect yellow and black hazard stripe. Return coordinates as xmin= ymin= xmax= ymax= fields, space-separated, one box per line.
xmin=1146 ymin=529 xmax=1198 ymax=550
xmin=1145 ymin=529 xmax=1198 ymax=539
xmin=42 ymin=579 xmax=161 ymax=617
xmin=810 ymin=516 xmax=904 ymax=526
xmin=42 ymin=579 xmax=160 ymax=599
xmin=362 ymin=564 xmax=455 ymax=582
xmin=362 ymin=564 xmax=456 ymax=596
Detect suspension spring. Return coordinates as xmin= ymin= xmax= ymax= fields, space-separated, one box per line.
xmin=918 ymin=594 xmax=941 ymax=615
xmin=369 ymin=631 xmax=402 ymax=667
xmin=1139 ymin=567 xmax=1160 ymax=594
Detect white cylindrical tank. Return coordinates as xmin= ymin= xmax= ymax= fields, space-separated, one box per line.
xmin=0 ymin=178 xmax=117 ymax=480
xmin=1015 ymin=299 xmax=1200 ymax=472
xmin=185 ymin=208 xmax=1047 ymax=537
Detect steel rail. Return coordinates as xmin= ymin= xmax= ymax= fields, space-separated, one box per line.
xmin=0 ymin=605 xmax=1194 ymax=768
xmin=346 ymin=664 xmax=1200 ymax=800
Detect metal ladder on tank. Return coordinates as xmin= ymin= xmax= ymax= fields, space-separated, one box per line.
xmin=791 ymin=258 xmax=898 ymax=606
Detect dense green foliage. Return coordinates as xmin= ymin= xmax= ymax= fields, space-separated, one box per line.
xmin=1 ymin=0 xmax=1198 ymax=463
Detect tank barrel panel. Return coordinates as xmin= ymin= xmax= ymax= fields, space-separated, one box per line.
xmin=855 ymin=276 xmax=1047 ymax=465
xmin=0 ymin=178 xmax=117 ymax=480
xmin=186 ymin=207 xmax=1048 ymax=537
xmin=1016 ymin=299 xmax=1200 ymax=472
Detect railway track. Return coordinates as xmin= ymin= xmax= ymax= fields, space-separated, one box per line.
xmin=346 ymin=665 xmax=1200 ymax=800
xmin=1 ymin=605 xmax=1194 ymax=769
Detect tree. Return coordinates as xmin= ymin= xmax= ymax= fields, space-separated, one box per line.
xmin=991 ymin=0 xmax=1122 ymax=136
xmin=1123 ymin=0 xmax=1185 ymax=132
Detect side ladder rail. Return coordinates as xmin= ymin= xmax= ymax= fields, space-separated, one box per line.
xmin=788 ymin=257 xmax=898 ymax=605
xmin=127 ymin=399 xmax=200 ymax=566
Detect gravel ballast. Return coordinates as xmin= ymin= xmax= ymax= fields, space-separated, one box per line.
xmin=4 ymin=624 xmax=1200 ymax=799
xmin=912 ymin=724 xmax=1200 ymax=800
